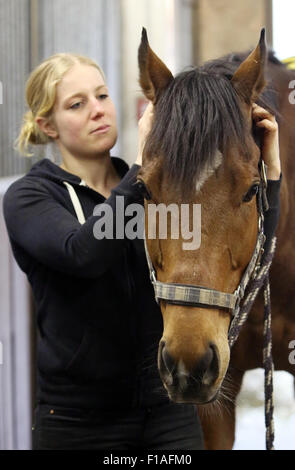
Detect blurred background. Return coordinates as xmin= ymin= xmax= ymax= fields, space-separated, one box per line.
xmin=0 ymin=0 xmax=294 ymax=450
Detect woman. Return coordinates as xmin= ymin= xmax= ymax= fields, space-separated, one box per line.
xmin=3 ymin=53 xmax=281 ymax=450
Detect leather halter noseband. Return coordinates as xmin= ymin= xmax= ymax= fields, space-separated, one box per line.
xmin=143 ymin=161 xmax=268 ymax=323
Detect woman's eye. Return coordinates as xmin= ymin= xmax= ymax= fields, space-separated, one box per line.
xmin=69 ymin=95 xmax=108 ymax=109
xmin=243 ymin=183 xmax=260 ymax=203
xmin=70 ymin=102 xmax=82 ymax=110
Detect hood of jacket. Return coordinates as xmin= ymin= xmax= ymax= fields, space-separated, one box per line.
xmin=26 ymin=156 xmax=130 ymax=187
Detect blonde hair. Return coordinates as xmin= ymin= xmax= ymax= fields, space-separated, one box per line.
xmin=16 ymin=53 xmax=105 ymax=156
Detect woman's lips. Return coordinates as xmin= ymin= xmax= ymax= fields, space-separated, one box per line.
xmin=90 ymin=125 xmax=110 ymax=135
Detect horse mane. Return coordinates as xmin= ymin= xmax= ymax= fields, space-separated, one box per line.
xmin=227 ymin=49 xmax=285 ymax=67
xmin=145 ymin=50 xmax=279 ymax=198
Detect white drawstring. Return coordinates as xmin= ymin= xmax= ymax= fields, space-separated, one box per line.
xmin=63 ymin=181 xmax=86 ymax=225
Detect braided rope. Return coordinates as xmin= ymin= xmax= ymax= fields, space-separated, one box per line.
xmin=228 ymin=237 xmax=276 ymax=450
xmin=263 ymin=276 xmax=275 ymax=450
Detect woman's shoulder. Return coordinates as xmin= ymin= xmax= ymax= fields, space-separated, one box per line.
xmin=2 ymin=176 xmax=47 ymax=230
xmin=4 ymin=173 xmax=47 ymax=202
xmin=3 ymin=157 xmax=77 ymax=206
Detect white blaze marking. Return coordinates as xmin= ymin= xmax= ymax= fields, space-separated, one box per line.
xmin=195 ymin=150 xmax=223 ymax=192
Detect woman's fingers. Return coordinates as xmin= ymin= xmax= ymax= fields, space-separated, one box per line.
xmin=136 ymin=102 xmax=154 ymax=166
xmin=255 ymin=118 xmax=278 ymax=132
xmin=252 ymin=103 xmax=278 ymax=134
xmin=139 ymin=102 xmax=153 ymax=135
xmin=252 ymin=103 xmax=276 ymax=123
xmin=252 ymin=104 xmax=281 ymax=180
xmin=140 ymin=102 xmax=153 ymax=121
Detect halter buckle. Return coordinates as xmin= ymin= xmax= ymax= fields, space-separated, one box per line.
xmin=259 ymin=161 xmax=269 ymax=212
xmin=260 ymin=160 xmax=268 ymax=188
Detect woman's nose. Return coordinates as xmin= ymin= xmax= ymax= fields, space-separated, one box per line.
xmin=90 ymin=99 xmax=104 ymax=118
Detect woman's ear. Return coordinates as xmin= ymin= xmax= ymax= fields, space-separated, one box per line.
xmin=36 ymin=116 xmax=59 ymax=139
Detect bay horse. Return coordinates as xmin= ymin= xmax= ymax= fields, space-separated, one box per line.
xmin=137 ymin=28 xmax=295 ymax=450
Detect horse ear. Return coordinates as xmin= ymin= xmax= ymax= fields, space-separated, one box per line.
xmin=138 ymin=28 xmax=174 ymax=103
xmin=231 ymin=28 xmax=267 ymax=104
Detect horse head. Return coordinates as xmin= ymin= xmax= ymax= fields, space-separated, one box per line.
xmin=137 ymin=28 xmax=268 ymax=404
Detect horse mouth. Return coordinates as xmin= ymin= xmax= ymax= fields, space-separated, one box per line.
xmin=160 ymin=373 xmax=220 ymax=404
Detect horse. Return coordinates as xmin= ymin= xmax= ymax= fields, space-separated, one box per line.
xmin=136 ymin=28 xmax=295 ymax=450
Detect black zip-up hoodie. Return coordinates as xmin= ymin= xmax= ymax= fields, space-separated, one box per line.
xmin=3 ymin=157 xmax=168 ymax=410
xmin=3 ymin=157 xmax=281 ymax=411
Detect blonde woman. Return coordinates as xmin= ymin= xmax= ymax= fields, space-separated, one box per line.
xmin=3 ymin=54 xmax=205 ymax=450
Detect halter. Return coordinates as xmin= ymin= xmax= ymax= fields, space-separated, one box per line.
xmin=141 ymin=159 xmax=276 ymax=450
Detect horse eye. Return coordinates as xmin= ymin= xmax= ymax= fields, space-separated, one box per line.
xmin=243 ymin=183 xmax=259 ymax=203
xmin=136 ymin=180 xmax=152 ymax=200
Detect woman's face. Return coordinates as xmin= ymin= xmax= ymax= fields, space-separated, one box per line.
xmin=52 ymin=63 xmax=117 ymax=159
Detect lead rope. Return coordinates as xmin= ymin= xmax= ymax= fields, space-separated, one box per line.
xmin=228 ymin=237 xmax=276 ymax=450
xmin=263 ymin=272 xmax=275 ymax=450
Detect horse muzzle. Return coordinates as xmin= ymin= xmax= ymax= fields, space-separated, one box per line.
xmin=158 ymin=340 xmax=221 ymax=404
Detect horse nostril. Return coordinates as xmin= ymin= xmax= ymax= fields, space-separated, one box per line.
xmin=162 ymin=346 xmax=176 ymax=375
xmin=202 ymin=343 xmax=219 ymax=387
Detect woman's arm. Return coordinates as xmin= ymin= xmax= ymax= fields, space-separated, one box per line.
xmin=3 ymin=165 xmax=144 ymax=279
xmin=252 ymin=103 xmax=282 ymax=256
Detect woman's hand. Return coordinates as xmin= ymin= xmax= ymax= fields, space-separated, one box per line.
xmin=135 ymin=102 xmax=154 ymax=166
xmin=252 ymin=103 xmax=281 ymax=180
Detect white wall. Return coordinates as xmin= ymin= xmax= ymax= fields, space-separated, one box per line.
xmin=0 ymin=176 xmax=32 ymax=450
xmin=272 ymin=0 xmax=295 ymax=60
xmin=0 ymin=0 xmax=31 ymax=177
